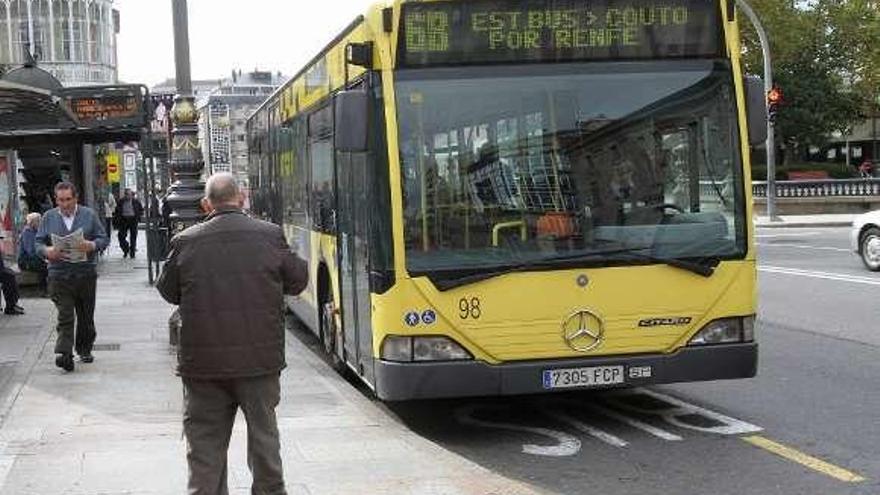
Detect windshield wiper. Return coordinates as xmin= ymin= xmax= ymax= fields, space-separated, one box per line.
xmin=431 ymin=263 xmax=545 ymax=291
xmin=545 ymin=247 xmax=719 ymax=278
xmin=430 ymin=246 xmax=718 ymax=291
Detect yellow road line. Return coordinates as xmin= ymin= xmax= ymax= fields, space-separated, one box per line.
xmin=742 ymin=435 xmax=866 ymax=483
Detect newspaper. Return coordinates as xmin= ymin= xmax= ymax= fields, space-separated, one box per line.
xmin=51 ymin=228 xmax=88 ymax=263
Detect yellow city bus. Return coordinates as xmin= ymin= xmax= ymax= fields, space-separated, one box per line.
xmin=247 ymin=0 xmax=768 ymax=400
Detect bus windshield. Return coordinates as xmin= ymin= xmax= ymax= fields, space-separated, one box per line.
xmin=395 ymin=60 xmax=747 ymax=282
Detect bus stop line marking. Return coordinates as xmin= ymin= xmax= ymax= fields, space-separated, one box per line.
xmin=754 ymin=232 xmax=821 ymax=238
xmin=756 ymin=242 xmax=851 ymax=252
xmin=741 ymin=435 xmax=867 ymax=483
xmin=759 ymin=266 xmax=880 ymax=286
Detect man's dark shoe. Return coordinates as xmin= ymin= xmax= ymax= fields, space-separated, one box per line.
xmin=80 ymin=353 xmax=94 ymax=363
xmin=4 ymin=306 xmax=24 ymax=315
xmin=55 ymin=354 xmax=74 ymax=372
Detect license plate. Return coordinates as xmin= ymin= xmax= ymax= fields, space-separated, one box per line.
xmin=542 ymin=365 xmax=625 ymax=390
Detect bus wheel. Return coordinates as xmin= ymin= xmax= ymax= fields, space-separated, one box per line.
xmin=860 ymin=227 xmax=880 ymax=271
xmin=320 ymin=296 xmax=345 ymax=371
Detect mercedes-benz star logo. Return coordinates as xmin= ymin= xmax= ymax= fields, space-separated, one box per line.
xmin=562 ymin=310 xmax=605 ymax=352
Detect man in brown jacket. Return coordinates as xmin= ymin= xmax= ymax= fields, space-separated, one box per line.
xmin=157 ymin=172 xmax=308 ymax=495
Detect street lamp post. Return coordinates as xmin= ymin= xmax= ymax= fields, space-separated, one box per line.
xmin=164 ymin=0 xmax=204 ymax=229
xmin=736 ymin=0 xmax=778 ymax=221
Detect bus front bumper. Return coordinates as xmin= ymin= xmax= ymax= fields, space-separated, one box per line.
xmin=374 ymin=342 xmax=757 ymax=401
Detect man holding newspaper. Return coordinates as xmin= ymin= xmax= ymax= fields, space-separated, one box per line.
xmin=36 ymin=181 xmax=109 ymax=372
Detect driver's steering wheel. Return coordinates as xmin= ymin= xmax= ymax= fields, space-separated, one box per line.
xmin=648 ymin=203 xmax=685 ymax=213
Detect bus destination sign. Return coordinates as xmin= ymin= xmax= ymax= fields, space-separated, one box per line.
xmin=60 ymin=85 xmax=149 ymax=129
xmin=70 ymin=95 xmax=140 ymax=123
xmin=400 ymin=0 xmax=721 ymax=67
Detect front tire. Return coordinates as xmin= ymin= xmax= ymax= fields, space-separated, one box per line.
xmin=860 ymin=226 xmax=880 ymax=271
xmin=320 ymin=295 xmax=345 ymax=371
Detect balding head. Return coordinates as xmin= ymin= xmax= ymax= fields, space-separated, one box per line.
xmin=205 ymin=172 xmax=242 ymax=209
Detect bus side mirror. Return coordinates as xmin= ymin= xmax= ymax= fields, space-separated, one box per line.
xmin=745 ymin=76 xmax=767 ymax=146
xmin=335 ymin=90 xmax=368 ymax=153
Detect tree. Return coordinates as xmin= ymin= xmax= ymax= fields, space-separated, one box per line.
xmin=773 ymin=50 xmax=860 ymax=164
xmin=822 ymin=0 xmax=880 ymax=106
xmin=739 ymin=0 xmax=862 ymax=164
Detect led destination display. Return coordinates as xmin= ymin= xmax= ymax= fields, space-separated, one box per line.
xmin=400 ymin=0 xmax=721 ymax=66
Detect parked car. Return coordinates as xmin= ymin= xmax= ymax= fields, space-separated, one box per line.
xmin=851 ymin=210 xmax=880 ymax=270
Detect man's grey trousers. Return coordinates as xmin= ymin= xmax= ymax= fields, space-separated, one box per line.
xmin=183 ymin=373 xmax=287 ymax=495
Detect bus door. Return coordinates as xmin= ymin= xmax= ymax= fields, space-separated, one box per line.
xmin=335 ymin=149 xmax=372 ymax=378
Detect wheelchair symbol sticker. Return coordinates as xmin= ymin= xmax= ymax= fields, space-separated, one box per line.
xmin=421 ymin=310 xmax=437 ymax=325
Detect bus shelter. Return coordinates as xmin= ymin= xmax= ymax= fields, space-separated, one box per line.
xmin=0 ymin=69 xmax=158 ymax=282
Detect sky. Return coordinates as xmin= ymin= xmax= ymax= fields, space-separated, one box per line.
xmin=115 ymin=0 xmax=370 ymax=87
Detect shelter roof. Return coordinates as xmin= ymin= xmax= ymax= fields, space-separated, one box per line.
xmin=0 ymin=80 xmax=78 ymax=136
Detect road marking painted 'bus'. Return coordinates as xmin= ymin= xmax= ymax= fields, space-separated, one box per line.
xmin=756 ymin=242 xmax=851 ymax=252
xmin=759 ymin=266 xmax=880 ymax=286
xmin=456 ymin=390 xmax=762 ymax=456
xmin=455 ymin=405 xmax=581 ymax=457
xmin=742 ymin=435 xmax=867 ymax=483
xmin=543 ymin=410 xmax=629 ymax=448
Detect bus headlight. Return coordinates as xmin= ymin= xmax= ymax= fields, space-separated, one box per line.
xmin=381 ymin=336 xmax=412 ymax=362
xmin=413 ymin=337 xmax=472 ymax=361
xmin=688 ymin=316 xmax=756 ymax=346
xmin=381 ymin=336 xmax=472 ymax=362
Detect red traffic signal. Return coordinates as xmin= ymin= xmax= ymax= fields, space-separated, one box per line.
xmin=767 ymin=85 xmax=783 ymax=123
xmin=767 ymin=86 xmax=783 ymax=105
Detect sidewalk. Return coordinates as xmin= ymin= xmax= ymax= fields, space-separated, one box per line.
xmin=754 ymin=213 xmax=858 ymax=228
xmin=0 ymin=243 xmax=539 ymax=495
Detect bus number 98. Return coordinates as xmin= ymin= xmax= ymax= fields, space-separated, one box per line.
xmin=459 ymin=297 xmax=481 ymax=320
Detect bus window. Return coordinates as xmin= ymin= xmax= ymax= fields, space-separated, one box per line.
xmin=309 ymin=106 xmax=335 ymax=233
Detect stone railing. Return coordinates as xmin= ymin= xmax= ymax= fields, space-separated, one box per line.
xmin=752 ymin=178 xmax=880 ymax=198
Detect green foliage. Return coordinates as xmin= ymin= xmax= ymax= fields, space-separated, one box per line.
xmin=822 ymin=0 xmax=880 ymax=107
xmin=773 ymin=51 xmax=861 ymax=154
xmin=739 ymin=0 xmax=870 ymax=159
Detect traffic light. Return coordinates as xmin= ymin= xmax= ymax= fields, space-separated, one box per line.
xmin=767 ymin=85 xmax=783 ymax=123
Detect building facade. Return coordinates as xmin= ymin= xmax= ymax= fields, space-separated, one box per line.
xmin=197 ymin=70 xmax=283 ymax=186
xmin=147 ymin=70 xmax=282 ymax=193
xmin=0 ymin=0 xmax=118 ymax=85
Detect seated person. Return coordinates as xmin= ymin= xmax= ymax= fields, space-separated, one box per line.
xmin=0 ymin=240 xmax=24 ymax=315
xmin=18 ymin=212 xmax=48 ymax=295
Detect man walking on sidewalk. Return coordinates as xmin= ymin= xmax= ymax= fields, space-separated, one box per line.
xmin=36 ymin=182 xmax=109 ymax=372
xmin=114 ymin=188 xmax=143 ymax=258
xmin=157 ymin=172 xmax=308 ymax=495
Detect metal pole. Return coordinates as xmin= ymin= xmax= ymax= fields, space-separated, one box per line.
xmin=736 ymin=0 xmax=778 ymax=221
xmin=166 ymin=0 xmax=205 ymax=227
xmin=142 ymin=128 xmax=155 ymax=285
xmin=171 ymin=0 xmax=192 ymax=96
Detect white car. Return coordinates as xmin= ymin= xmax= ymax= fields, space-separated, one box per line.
xmin=851 ymin=210 xmax=880 ymax=270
